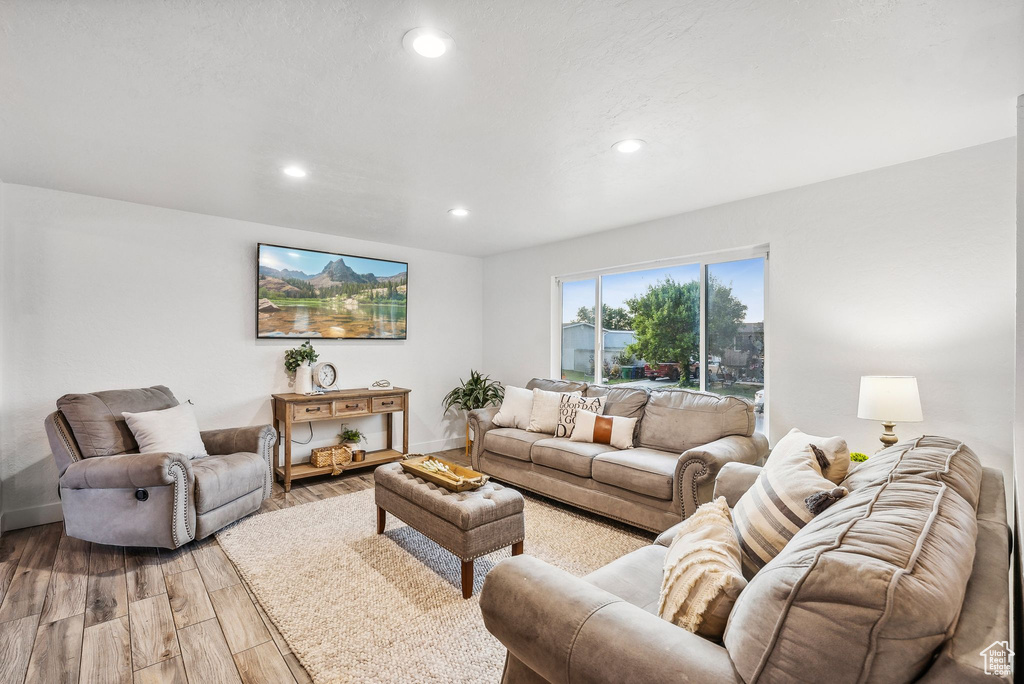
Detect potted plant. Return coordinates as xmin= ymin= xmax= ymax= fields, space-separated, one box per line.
xmin=339 ymin=425 xmax=366 ymax=461
xmin=285 ymin=341 xmax=318 ymax=394
xmin=442 ymin=370 xmax=505 ymax=457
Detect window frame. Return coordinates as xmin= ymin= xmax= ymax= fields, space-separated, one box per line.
xmin=552 ymin=244 xmax=769 ymax=431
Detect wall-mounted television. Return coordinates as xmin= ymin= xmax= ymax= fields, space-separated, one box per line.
xmin=257 ymin=243 xmax=408 ymax=339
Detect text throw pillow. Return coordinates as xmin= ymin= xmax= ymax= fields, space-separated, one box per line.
xmin=555 ymin=395 xmax=606 ymax=438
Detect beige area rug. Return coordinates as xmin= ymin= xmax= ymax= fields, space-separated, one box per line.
xmin=216 ymin=488 xmax=651 ymax=684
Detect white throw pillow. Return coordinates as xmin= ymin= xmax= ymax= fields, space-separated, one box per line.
xmin=555 ymin=395 xmax=606 ymax=438
xmin=528 ymin=388 xmax=581 ymax=433
xmin=569 ymin=410 xmax=637 ymax=450
xmin=123 ymin=403 xmax=208 ymax=459
xmin=492 ymin=386 xmax=534 ymax=429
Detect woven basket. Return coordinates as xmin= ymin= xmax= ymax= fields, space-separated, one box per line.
xmin=310 ymin=445 xmax=352 ymax=475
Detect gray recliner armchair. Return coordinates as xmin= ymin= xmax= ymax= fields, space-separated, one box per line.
xmin=44 ymin=385 xmax=275 ymax=549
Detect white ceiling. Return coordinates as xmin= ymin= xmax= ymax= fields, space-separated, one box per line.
xmin=1 ymin=1 xmax=1021 ymax=257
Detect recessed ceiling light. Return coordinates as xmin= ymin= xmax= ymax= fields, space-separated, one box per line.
xmin=448 ymin=208 xmax=470 ymax=217
xmin=282 ymin=166 xmax=307 ymax=178
xmin=403 ymin=28 xmax=455 ymax=59
xmin=612 ymin=139 xmax=646 ymax=154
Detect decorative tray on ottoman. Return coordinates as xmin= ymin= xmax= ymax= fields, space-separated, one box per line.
xmin=401 ymin=455 xmax=489 ymax=492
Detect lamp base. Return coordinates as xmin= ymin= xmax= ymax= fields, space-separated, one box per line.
xmin=876 ymin=421 xmax=898 ymax=452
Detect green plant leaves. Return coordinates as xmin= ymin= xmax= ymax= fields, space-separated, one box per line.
xmin=442 ymin=370 xmax=505 ymax=412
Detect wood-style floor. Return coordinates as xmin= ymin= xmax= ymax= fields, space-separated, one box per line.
xmin=0 ymin=448 xmax=470 ymax=684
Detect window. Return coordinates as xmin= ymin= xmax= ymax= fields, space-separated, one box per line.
xmin=557 ymin=249 xmax=767 ymax=433
xmin=560 ymin=278 xmax=597 ymax=382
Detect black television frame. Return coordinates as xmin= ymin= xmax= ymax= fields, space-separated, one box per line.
xmin=256 ymin=242 xmax=409 ymax=340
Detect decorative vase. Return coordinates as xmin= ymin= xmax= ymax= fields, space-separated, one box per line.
xmin=295 ymin=360 xmax=313 ymax=395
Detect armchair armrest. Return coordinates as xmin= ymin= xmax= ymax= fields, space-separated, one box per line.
xmin=713 ymin=462 xmax=763 ymax=507
xmin=674 ymin=433 xmax=769 ymax=519
xmin=200 ymin=424 xmax=276 ymax=456
xmin=60 ymin=451 xmax=193 ymax=490
xmin=480 ymin=555 xmax=741 ymax=684
xmin=201 ymin=424 xmax=276 ymax=500
xmin=467 ymin=406 xmax=500 ymax=469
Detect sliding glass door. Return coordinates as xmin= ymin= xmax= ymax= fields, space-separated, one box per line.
xmin=558 ymin=250 xmax=767 ymax=433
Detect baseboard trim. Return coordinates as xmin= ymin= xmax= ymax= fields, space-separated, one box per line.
xmin=2 ymin=501 xmax=63 ymax=532
xmin=410 ymin=437 xmax=465 ymax=454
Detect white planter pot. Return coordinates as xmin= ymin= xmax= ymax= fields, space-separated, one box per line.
xmin=295 ymin=360 xmax=314 ymax=395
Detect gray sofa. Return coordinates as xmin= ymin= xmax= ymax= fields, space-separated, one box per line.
xmin=44 ymin=385 xmax=275 ymax=549
xmin=481 ymin=436 xmax=1011 ymax=684
xmin=468 ymin=378 xmax=769 ymax=532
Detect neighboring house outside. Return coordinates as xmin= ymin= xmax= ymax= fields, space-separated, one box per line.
xmin=562 ymin=322 xmax=638 ymax=373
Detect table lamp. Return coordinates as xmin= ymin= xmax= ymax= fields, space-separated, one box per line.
xmin=857 ymin=376 xmax=923 ymax=450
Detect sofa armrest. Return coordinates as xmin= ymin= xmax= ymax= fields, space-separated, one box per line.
xmin=713 ymin=462 xmax=763 ymax=507
xmin=480 ymin=555 xmax=741 ymax=684
xmin=468 ymin=406 xmax=500 ymax=469
xmin=674 ymin=433 xmax=769 ymax=519
xmin=60 ymin=451 xmax=194 ymax=490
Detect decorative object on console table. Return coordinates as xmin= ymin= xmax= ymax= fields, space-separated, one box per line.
xmin=312 ymin=361 xmax=340 ymax=391
xmin=272 ymin=387 xmax=411 ymax=491
xmin=856 ymin=375 xmax=923 ymax=451
xmin=285 ymin=341 xmax=319 ymax=395
xmin=441 ymin=370 xmax=505 ymax=458
xmin=339 ymin=425 xmax=366 ymax=462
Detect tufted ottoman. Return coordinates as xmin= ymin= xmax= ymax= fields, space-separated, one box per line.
xmin=374 ymin=462 xmax=525 ymax=598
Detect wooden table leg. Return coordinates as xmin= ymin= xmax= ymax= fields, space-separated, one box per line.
xmin=283 ymin=417 xmax=292 ymax=493
xmin=512 ymin=541 xmax=523 ymax=556
xmin=272 ymin=401 xmax=281 ymax=473
xmin=461 ymin=559 xmax=473 ymax=599
xmin=403 ymin=404 xmax=409 ymax=455
xmin=376 ymin=507 xmax=386 ymax=534
xmin=386 ymin=412 xmax=393 ymax=451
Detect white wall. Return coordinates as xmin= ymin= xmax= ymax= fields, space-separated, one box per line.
xmin=0 ymin=185 xmax=484 ymax=530
xmin=483 ymin=139 xmax=1018 ymax=478
xmin=0 ymin=180 xmax=7 ymax=534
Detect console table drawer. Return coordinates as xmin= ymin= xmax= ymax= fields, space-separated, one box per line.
xmin=335 ymin=398 xmax=369 ymax=416
xmin=291 ymin=402 xmax=333 ymax=421
xmin=371 ymin=396 xmax=403 ymax=413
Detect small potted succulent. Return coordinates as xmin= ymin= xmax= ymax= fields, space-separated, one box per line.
xmin=850 ymin=452 xmax=869 ymax=463
xmin=442 ymin=370 xmax=505 ymax=457
xmin=339 ymin=425 xmax=367 ymax=462
xmin=285 ymin=341 xmax=319 ymax=395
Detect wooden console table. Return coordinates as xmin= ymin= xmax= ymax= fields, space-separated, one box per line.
xmin=271 ymin=387 xmax=411 ymax=492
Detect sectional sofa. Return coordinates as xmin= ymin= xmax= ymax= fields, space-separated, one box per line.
xmin=468 ymin=378 xmax=769 ymax=532
xmin=480 ymin=436 xmax=1011 ymax=684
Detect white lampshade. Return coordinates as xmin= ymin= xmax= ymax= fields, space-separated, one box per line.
xmin=857 ymin=376 xmax=923 ymax=423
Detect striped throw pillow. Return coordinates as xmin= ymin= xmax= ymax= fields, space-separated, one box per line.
xmin=733 ymin=442 xmax=848 ymax=574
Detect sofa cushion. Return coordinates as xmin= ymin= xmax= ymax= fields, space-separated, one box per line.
xmin=57 ymin=385 xmax=179 ymax=458
xmin=526 ymin=377 xmax=588 ymax=394
xmin=637 ymin=389 xmax=753 ymax=454
xmin=192 ymin=452 xmax=266 ymax=514
xmin=592 ymin=448 xmax=677 ymax=500
xmin=584 ymin=385 xmax=649 ymax=419
xmin=724 ymin=436 xmax=982 ymax=684
xmin=483 ymin=428 xmax=550 ymax=462
xmin=531 ymin=438 xmax=618 ymax=478
xmin=585 ymin=544 xmax=667 ymax=614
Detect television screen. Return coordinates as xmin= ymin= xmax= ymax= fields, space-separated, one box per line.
xmin=257 ymin=243 xmax=408 ymax=339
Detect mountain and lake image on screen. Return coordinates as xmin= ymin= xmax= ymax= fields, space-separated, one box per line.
xmin=257 ymin=244 xmax=408 ymax=339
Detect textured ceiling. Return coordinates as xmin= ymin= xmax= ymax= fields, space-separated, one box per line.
xmin=1 ymin=1 xmax=1022 ymax=256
